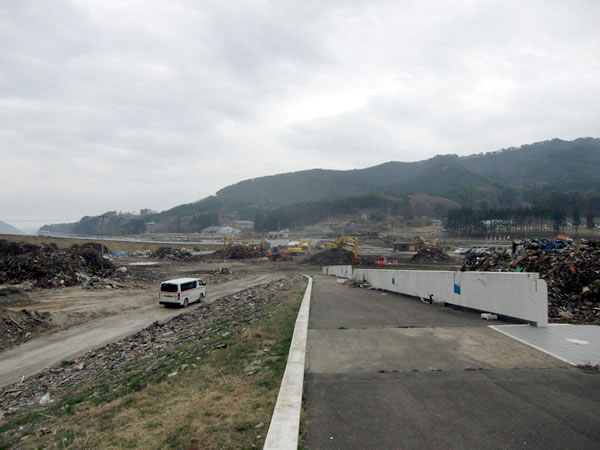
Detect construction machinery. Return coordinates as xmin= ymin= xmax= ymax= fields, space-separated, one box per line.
xmin=267 ymin=246 xmax=289 ymax=261
xmin=418 ymin=236 xmax=439 ymax=247
xmin=287 ymin=239 xmax=312 ymax=255
xmin=223 ymin=235 xmax=235 ymax=247
xmin=325 ymin=235 xmax=359 ymax=262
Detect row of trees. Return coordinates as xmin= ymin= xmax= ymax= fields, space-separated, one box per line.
xmin=446 ymin=206 xmax=595 ymax=235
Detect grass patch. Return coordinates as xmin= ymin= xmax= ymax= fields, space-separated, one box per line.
xmin=0 ymin=277 xmax=306 ymax=449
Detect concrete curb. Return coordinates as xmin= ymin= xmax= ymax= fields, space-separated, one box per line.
xmin=264 ymin=275 xmax=312 ymax=450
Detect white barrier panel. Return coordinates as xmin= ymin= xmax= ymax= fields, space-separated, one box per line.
xmin=323 ymin=265 xmax=353 ymax=278
xmin=350 ymin=269 xmax=548 ymax=327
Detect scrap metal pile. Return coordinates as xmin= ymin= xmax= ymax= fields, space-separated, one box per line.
xmin=461 ymin=240 xmax=600 ymax=323
xmin=410 ymin=246 xmax=452 ymax=263
xmin=0 ymin=240 xmax=114 ymax=288
xmin=150 ymin=247 xmax=194 ymax=261
xmin=211 ymin=245 xmax=266 ymax=259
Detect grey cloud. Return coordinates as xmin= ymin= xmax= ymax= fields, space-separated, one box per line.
xmin=0 ymin=0 xmax=599 ymax=228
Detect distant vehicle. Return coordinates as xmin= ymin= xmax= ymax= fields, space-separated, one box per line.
xmin=453 ymin=247 xmax=471 ymax=255
xmin=159 ymin=277 xmax=206 ymax=308
xmin=39 ymin=230 xmax=51 ymax=237
xmin=473 ymin=247 xmax=490 ymax=254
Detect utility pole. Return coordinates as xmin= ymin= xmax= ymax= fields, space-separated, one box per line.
xmin=100 ymin=215 xmax=105 ymax=256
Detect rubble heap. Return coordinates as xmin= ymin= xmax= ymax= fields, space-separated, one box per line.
xmin=410 ymin=247 xmax=452 ymax=263
xmin=305 ymin=249 xmax=372 ymax=266
xmin=212 ymin=245 xmax=266 ymax=259
xmin=459 ymin=250 xmax=512 ymax=271
xmin=150 ymin=247 xmax=193 ymax=261
xmin=0 ymin=309 xmax=52 ymax=353
xmin=0 ymin=240 xmax=114 ymax=288
xmin=461 ymin=240 xmax=600 ymax=324
xmin=307 ymin=249 xmax=356 ymax=265
xmin=0 ymin=278 xmax=296 ymax=418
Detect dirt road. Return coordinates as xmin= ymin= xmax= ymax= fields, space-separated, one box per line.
xmin=0 ymin=273 xmax=279 ymax=388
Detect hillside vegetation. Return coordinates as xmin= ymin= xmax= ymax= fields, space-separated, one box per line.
xmin=41 ymin=138 xmax=600 ymax=235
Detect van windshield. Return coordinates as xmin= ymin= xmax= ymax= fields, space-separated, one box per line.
xmin=160 ymin=283 xmax=178 ymax=293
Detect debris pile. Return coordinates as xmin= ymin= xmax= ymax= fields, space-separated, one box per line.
xmin=307 ymin=249 xmax=356 ymax=265
xmin=0 ymin=277 xmax=296 ymax=418
xmin=79 ymin=274 xmax=123 ymax=289
xmin=212 ymin=245 xmax=266 ymax=259
xmin=150 ymin=247 xmax=193 ymax=261
xmin=461 ymin=240 xmax=600 ymax=324
xmin=410 ymin=247 xmax=452 ymax=263
xmin=0 ymin=240 xmax=115 ymax=288
xmin=459 ymin=250 xmax=511 ymax=271
xmin=352 ymin=279 xmax=371 ymax=289
xmin=0 ymin=309 xmax=52 ymax=352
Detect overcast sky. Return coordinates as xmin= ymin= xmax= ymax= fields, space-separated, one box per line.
xmin=1 ymin=0 xmax=599 ymax=230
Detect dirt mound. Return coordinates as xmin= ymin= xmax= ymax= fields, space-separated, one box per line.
xmin=0 ymin=240 xmax=115 ymax=288
xmin=150 ymin=247 xmax=193 ymax=261
xmin=71 ymin=242 xmax=110 ymax=254
xmin=212 ymin=245 xmax=266 ymax=259
xmin=410 ymin=247 xmax=451 ymax=263
xmin=461 ymin=240 xmax=600 ymax=324
xmin=0 ymin=240 xmax=40 ymax=258
xmin=307 ymin=249 xmax=356 ymax=265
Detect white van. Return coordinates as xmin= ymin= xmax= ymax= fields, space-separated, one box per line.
xmin=159 ymin=278 xmax=206 ymax=307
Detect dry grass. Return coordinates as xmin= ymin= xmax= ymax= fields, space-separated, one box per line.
xmin=66 ymin=371 xmax=275 ymax=449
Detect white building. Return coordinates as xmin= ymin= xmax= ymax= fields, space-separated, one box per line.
xmin=268 ymin=228 xmax=289 ymax=239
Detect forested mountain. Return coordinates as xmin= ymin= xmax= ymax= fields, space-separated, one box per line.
xmin=41 ymin=138 xmax=600 ymax=235
xmin=0 ymin=221 xmax=22 ymax=235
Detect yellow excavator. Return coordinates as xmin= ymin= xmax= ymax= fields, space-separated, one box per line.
xmin=243 ymin=239 xmax=270 ymax=250
xmin=325 ymin=235 xmax=359 ymax=262
xmin=418 ymin=236 xmax=439 ymax=247
xmin=287 ymin=240 xmax=312 ymax=255
xmin=223 ymin=235 xmax=235 ymax=247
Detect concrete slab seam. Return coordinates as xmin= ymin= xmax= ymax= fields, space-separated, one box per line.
xmin=264 ymin=275 xmax=312 ymax=450
xmin=488 ymin=325 xmax=576 ymax=366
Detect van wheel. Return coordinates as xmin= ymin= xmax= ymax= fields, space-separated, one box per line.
xmin=183 ymin=298 xmax=189 ymax=308
xmin=200 ymin=293 xmax=205 ymax=302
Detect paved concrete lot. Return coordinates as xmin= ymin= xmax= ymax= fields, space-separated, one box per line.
xmin=303 ymin=276 xmax=600 ymax=449
xmin=492 ymin=324 xmax=600 ymax=366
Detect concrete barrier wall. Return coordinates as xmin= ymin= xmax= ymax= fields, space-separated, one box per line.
xmin=351 ymin=269 xmax=547 ymax=327
xmin=322 ymin=265 xmax=353 ymax=278
xmin=322 ymin=266 xmax=548 ymax=327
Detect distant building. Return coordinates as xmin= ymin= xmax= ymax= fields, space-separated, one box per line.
xmin=268 ymin=229 xmax=289 ymax=239
xmin=233 ymin=220 xmax=254 ymax=230
xmin=217 ymin=226 xmax=241 ymax=236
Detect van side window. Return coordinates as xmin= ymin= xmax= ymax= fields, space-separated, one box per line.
xmin=181 ymin=281 xmax=195 ymax=291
